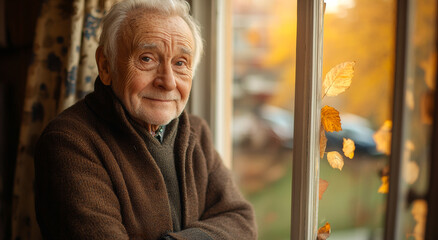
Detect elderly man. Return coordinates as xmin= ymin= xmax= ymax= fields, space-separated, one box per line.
xmin=34 ymin=0 xmax=257 ymax=239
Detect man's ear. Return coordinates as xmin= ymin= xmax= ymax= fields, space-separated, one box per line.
xmin=95 ymin=46 xmax=112 ymax=85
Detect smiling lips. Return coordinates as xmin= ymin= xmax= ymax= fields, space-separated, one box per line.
xmin=142 ymin=96 xmax=176 ymax=102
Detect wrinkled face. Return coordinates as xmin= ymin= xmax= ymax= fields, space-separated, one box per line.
xmin=111 ymin=11 xmax=194 ymax=127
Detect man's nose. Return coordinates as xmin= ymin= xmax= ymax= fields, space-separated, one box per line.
xmin=154 ymin=62 xmax=176 ymax=90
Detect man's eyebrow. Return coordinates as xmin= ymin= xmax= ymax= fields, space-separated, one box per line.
xmin=180 ymin=46 xmax=193 ymax=55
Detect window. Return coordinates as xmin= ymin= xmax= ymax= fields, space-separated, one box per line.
xmin=190 ymin=0 xmax=437 ymax=239
xmin=319 ymin=0 xmax=396 ymax=238
xmin=232 ymin=1 xmax=296 ymax=239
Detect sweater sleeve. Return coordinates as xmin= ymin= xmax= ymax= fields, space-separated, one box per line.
xmin=34 ymin=130 xmax=130 ymax=240
xmin=168 ymin=118 xmax=258 ymax=240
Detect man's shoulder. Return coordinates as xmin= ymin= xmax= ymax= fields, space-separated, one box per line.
xmin=183 ymin=113 xmax=214 ymax=146
xmin=186 ymin=113 xmax=210 ymax=133
xmin=42 ymin=99 xmax=95 ymax=136
xmin=187 ymin=113 xmax=206 ymax=126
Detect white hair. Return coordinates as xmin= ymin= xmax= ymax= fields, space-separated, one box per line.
xmin=99 ymin=0 xmax=203 ymax=73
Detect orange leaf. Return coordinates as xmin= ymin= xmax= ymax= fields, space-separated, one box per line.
xmin=342 ymin=138 xmax=355 ymax=159
xmin=322 ymin=61 xmax=355 ymax=98
xmin=420 ymin=51 xmax=436 ymax=90
xmin=319 ymin=179 xmax=329 ymax=200
xmin=421 ymin=91 xmax=434 ymax=125
xmin=373 ymin=120 xmax=392 ymax=155
xmin=320 ymin=126 xmax=327 ymax=159
xmin=317 ymin=222 xmax=331 ymax=240
xmin=321 ymin=106 xmax=342 ymax=132
xmin=378 ymin=176 xmax=389 ymax=194
xmin=380 ymin=165 xmax=390 ymax=178
xmin=327 ymin=151 xmax=344 ymax=170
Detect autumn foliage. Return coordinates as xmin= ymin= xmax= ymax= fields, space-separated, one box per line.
xmin=318 ymin=61 xmax=356 ymax=239
xmin=319 ymin=61 xmax=356 ymax=167
xmin=317 ymin=222 xmax=331 ymax=240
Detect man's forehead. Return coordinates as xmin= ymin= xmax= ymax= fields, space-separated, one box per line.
xmin=120 ymin=12 xmax=194 ymax=50
xmin=136 ymin=42 xmax=193 ymax=55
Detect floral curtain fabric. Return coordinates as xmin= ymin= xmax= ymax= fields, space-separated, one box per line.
xmin=11 ymin=0 xmax=117 ymax=238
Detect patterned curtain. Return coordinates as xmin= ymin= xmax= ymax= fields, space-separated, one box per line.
xmin=11 ymin=0 xmax=118 ymax=239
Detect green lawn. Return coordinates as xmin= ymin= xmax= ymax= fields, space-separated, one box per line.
xmin=244 ymin=155 xmax=387 ymax=240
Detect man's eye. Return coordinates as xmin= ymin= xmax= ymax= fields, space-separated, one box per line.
xmin=175 ymin=61 xmax=185 ymax=66
xmin=141 ymin=57 xmax=152 ymax=62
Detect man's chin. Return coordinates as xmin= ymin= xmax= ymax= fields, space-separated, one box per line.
xmin=140 ymin=112 xmax=178 ymax=126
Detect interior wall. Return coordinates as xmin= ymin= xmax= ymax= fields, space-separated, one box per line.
xmin=0 ymin=1 xmax=41 ymax=239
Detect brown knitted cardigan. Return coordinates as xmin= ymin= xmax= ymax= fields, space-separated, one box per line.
xmin=34 ymin=78 xmax=257 ymax=240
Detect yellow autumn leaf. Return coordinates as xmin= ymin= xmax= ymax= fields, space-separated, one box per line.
xmin=409 ymin=200 xmax=427 ymax=240
xmin=319 ymin=179 xmax=329 ymax=200
xmin=317 ymin=222 xmax=331 ymax=240
xmin=322 ymin=61 xmax=355 ymax=98
xmin=327 ymin=151 xmax=344 ymax=170
xmin=321 ymin=106 xmax=342 ymax=132
xmin=373 ymin=120 xmax=392 ymax=155
xmin=412 ymin=200 xmax=428 ymax=222
xmin=404 ymin=161 xmax=420 ymax=185
xmin=405 ymin=140 xmax=415 ymax=151
xmin=320 ymin=126 xmax=327 ymax=159
xmin=402 ymin=140 xmax=415 ymax=164
xmin=406 ymin=89 xmax=415 ymax=110
xmin=342 ymin=138 xmax=355 ymax=159
xmin=378 ymin=176 xmax=389 ymax=194
xmin=401 ymin=140 xmax=419 ymax=185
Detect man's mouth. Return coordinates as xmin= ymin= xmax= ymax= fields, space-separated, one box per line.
xmin=142 ymin=97 xmax=173 ymax=102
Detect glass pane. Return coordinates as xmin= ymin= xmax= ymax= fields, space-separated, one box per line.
xmin=231 ymin=0 xmax=296 ymax=239
xmin=319 ymin=0 xmax=396 ymax=239
xmin=398 ymin=0 xmax=437 ymax=239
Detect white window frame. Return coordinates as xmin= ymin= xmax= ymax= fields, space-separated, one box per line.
xmin=191 ymin=0 xmax=438 ymax=239
xmin=291 ymin=0 xmax=324 ymax=239
xmin=191 ymin=0 xmax=326 ymax=238
xmin=190 ymin=0 xmax=232 ymax=168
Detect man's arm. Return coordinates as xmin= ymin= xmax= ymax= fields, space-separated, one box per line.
xmin=34 ymin=130 xmax=130 ymax=239
xmin=166 ymin=117 xmax=258 ymax=240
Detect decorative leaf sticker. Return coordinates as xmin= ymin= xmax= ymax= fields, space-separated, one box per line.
xmin=420 ymin=51 xmax=436 ymax=90
xmin=421 ymin=91 xmax=434 ymax=125
xmin=320 ymin=126 xmax=328 ymax=159
xmin=404 ymin=161 xmax=420 ymax=185
xmin=406 ymin=89 xmax=415 ymax=110
xmin=319 ymin=179 xmax=329 ymax=200
xmin=402 ymin=140 xmax=419 ymax=185
xmin=321 ymin=106 xmax=342 ymax=132
xmin=327 ymin=151 xmax=344 ymax=171
xmin=342 ymin=138 xmax=355 ymax=159
xmin=322 ymin=61 xmax=355 ymax=98
xmin=317 ymin=222 xmax=331 ymax=240
xmin=378 ymin=176 xmax=389 ymax=194
xmin=409 ymin=200 xmax=427 ymax=240
xmin=405 ymin=140 xmax=415 ymax=151
xmin=373 ymin=120 xmax=392 ymax=155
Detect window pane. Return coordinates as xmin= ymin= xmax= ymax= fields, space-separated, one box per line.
xmin=231 ymin=0 xmax=296 ymax=239
xmin=319 ymin=0 xmax=396 ymax=239
xmin=398 ymin=0 xmax=437 ymax=239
